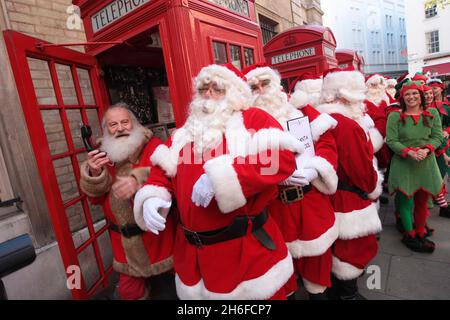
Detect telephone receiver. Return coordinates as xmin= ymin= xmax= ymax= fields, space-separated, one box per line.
xmin=80 ymin=123 xmax=94 ymax=152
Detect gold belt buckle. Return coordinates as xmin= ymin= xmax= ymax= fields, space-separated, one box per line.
xmin=280 ymin=186 xmax=304 ymax=204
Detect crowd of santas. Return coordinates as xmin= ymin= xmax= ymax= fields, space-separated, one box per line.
xmin=80 ymin=63 xmax=449 ymax=301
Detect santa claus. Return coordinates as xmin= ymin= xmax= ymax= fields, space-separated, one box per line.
xmin=80 ymin=103 xmax=175 ymax=300
xmin=316 ymin=67 xmax=383 ymax=300
xmin=133 ymin=64 xmax=303 ymax=300
xmin=243 ymin=64 xmax=339 ymax=300
xmin=386 ymin=77 xmax=398 ymax=99
xmin=289 ymin=72 xmax=323 ymax=109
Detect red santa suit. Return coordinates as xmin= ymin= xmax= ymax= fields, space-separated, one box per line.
xmin=244 ymin=66 xmax=339 ymax=295
xmin=364 ymin=74 xmax=392 ymax=169
xmin=134 ymin=64 xmax=302 ymax=300
xmin=316 ymin=68 xmax=383 ymax=282
xmin=80 ymin=130 xmax=175 ymax=299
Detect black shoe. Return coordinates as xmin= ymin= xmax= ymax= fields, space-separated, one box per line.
xmin=402 ymin=234 xmax=435 ymax=253
xmin=379 ymin=195 xmax=389 ymax=205
xmin=425 ymin=224 xmax=435 ymax=237
xmin=439 ymin=206 xmax=450 ymax=218
xmin=309 ymin=292 xmax=328 ymax=300
xmin=335 ymin=278 xmax=367 ymax=300
xmin=396 ymin=218 xmax=405 ymax=234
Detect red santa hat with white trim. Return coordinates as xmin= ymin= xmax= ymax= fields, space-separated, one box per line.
xmin=320 ymin=67 xmax=367 ymax=104
xmin=289 ymin=72 xmax=323 ymax=108
xmin=242 ymin=63 xmax=282 ymax=88
xmin=365 ymin=74 xmax=387 ymax=88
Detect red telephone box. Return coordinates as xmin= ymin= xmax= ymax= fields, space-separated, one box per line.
xmin=263 ymin=25 xmax=338 ymax=92
xmin=3 ymin=0 xmax=264 ymax=299
xmin=336 ymin=49 xmax=365 ymax=72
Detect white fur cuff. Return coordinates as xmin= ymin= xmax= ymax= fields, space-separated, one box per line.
xmin=310 ymin=113 xmax=338 ymax=142
xmin=368 ymin=160 xmax=384 ymax=200
xmin=151 ymin=144 xmax=178 ymax=178
xmin=133 ymin=185 xmax=172 ymax=231
xmin=203 ymin=155 xmax=247 ymax=214
xmin=369 ymin=128 xmax=384 ymax=153
xmin=304 ymin=156 xmax=338 ymax=195
xmin=332 ymin=255 xmax=364 ymax=280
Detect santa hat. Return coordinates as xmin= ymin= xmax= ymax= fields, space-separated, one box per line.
xmin=412 ymin=72 xmax=428 ymax=82
xmin=288 ymin=72 xmax=322 ymax=94
xmin=320 ymin=67 xmax=366 ymax=103
xmin=365 ymin=74 xmax=386 ymax=87
xmin=242 ymin=63 xmax=281 ymax=87
xmin=194 ymin=64 xmax=251 ymax=110
xmin=399 ymin=80 xmax=424 ymax=97
xmin=386 ymin=78 xmax=398 ymax=86
xmin=423 ymin=85 xmax=433 ymax=92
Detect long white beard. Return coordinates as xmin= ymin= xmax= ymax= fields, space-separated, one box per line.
xmin=184 ymin=96 xmax=233 ymax=155
xmin=366 ymin=87 xmax=389 ymax=105
xmin=100 ymin=125 xmax=147 ymax=163
xmin=252 ymin=85 xmax=298 ymax=126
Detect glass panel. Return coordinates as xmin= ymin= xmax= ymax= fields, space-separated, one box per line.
xmin=77 ymin=68 xmax=96 ymax=105
xmin=97 ymin=230 xmax=113 ymax=269
xmin=66 ymin=201 xmax=87 ymax=235
xmin=86 ymin=109 xmax=103 ymax=143
xmin=212 ymin=41 xmax=228 ymax=65
xmin=53 ymin=157 xmax=80 ymax=203
xmin=66 ymin=109 xmax=84 ymax=150
xmin=27 ymin=57 xmax=57 ymax=105
xmin=41 ymin=110 xmax=68 ymax=155
xmin=244 ymin=48 xmax=254 ymax=67
xmin=56 ymin=64 xmax=78 ymax=105
xmin=78 ymin=245 xmax=101 ymax=290
xmin=230 ymin=45 xmax=242 ymax=70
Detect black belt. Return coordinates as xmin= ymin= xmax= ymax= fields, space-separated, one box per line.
xmin=182 ymin=211 xmax=276 ymax=251
xmin=278 ymin=185 xmax=313 ymax=204
xmin=337 ymin=182 xmax=369 ymax=200
xmin=109 ymin=223 xmax=144 ymax=238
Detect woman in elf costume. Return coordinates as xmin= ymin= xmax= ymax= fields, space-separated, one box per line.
xmin=386 ymin=81 xmax=443 ymax=253
xmin=425 ymin=84 xmax=450 ymax=218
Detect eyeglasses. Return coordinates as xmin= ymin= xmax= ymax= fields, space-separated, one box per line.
xmin=198 ymin=84 xmax=226 ymax=95
xmin=250 ymin=79 xmax=271 ymax=91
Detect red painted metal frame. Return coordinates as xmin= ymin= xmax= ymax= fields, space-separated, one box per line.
xmin=336 ymin=49 xmax=365 ymax=72
xmin=263 ymin=26 xmax=338 ymax=88
xmin=3 ymin=30 xmax=111 ymax=300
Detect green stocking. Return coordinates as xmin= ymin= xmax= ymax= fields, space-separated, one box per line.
xmin=395 ymin=193 xmax=414 ymax=233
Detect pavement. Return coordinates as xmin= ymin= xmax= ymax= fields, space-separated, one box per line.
xmin=357 ymin=194 xmax=450 ymax=300
xmin=93 ymin=193 xmax=450 ymax=301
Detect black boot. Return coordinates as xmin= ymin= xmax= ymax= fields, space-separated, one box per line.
xmin=439 ymin=206 xmax=450 ymax=218
xmin=308 ymin=292 xmax=328 ymax=300
xmin=336 ymin=279 xmax=367 ymax=300
xmin=401 ymin=234 xmax=435 ymax=253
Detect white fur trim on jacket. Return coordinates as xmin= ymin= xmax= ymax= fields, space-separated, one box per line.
xmin=369 ymin=127 xmax=384 ymax=153
xmin=332 ymin=255 xmax=364 ymax=280
xmin=304 ymin=156 xmax=338 ymax=195
xmin=336 ymin=202 xmax=382 ymax=240
xmin=286 ymin=219 xmax=338 ymax=258
xmin=310 ymin=113 xmax=338 ymax=142
xmin=133 ymin=185 xmax=172 ymax=231
xmin=203 ymin=155 xmax=247 ymax=214
xmin=368 ymin=159 xmax=384 ymax=200
xmin=174 ymin=252 xmax=294 ymax=300
xmin=302 ymin=278 xmax=327 ymax=294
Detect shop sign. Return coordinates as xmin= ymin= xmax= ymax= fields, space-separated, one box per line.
xmin=91 ymin=0 xmax=151 ymax=33
xmin=207 ymin=0 xmax=249 ymax=17
xmin=271 ymin=47 xmax=316 ymax=65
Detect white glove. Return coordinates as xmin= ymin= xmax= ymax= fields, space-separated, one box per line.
xmin=280 ymin=168 xmax=319 ymax=187
xmin=361 ymin=114 xmax=375 ymax=130
xmin=143 ymin=198 xmax=172 ymax=235
xmin=191 ymin=173 xmax=215 ymax=208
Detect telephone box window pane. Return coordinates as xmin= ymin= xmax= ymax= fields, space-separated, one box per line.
xmin=41 ymin=109 xmax=69 ymax=155
xmin=230 ymin=45 xmax=242 ymax=70
xmin=27 ymin=57 xmax=57 ymax=105
xmin=77 ymin=245 xmax=100 ymax=290
xmin=244 ymin=48 xmax=254 ymax=67
xmin=213 ymin=41 xmax=227 ymax=65
xmin=53 ymin=157 xmax=80 ymax=204
xmin=97 ymin=230 xmax=113 ymax=268
xmin=66 ymin=109 xmax=84 ymax=150
xmin=66 ymin=201 xmax=87 ymax=236
xmin=77 ymin=68 xmax=96 ymax=105
xmin=56 ymin=64 xmax=78 ymax=105
xmin=85 ymin=109 xmax=103 ymax=145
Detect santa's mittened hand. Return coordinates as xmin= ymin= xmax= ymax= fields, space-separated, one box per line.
xmin=299 ymin=168 xmax=319 ymax=182
xmin=192 ymin=174 xmax=215 ymax=208
xmin=142 ymin=198 xmax=171 ymax=234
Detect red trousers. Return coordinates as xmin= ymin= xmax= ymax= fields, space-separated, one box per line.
xmin=118 ymin=273 xmax=147 ymax=300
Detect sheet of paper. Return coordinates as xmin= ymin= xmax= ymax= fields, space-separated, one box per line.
xmin=286 ymin=116 xmax=315 ymax=171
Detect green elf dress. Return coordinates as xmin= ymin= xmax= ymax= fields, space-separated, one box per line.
xmin=386 ymin=107 xmax=443 ymax=237
xmin=430 ymin=101 xmax=450 ymax=177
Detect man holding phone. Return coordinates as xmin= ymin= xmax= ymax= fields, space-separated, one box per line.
xmin=80 ymin=102 xmax=175 ymax=300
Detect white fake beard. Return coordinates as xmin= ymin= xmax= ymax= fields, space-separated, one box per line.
xmin=100 ymin=125 xmax=147 ymax=163
xmin=366 ymin=87 xmax=389 ymax=105
xmin=184 ymin=96 xmax=233 ymax=155
xmin=252 ymin=85 xmax=296 ymax=124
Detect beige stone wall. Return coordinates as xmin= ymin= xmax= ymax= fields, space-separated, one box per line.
xmin=3 ymin=0 xmax=86 ymax=50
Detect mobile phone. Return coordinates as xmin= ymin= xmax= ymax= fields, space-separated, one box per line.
xmin=80 ymin=123 xmax=94 ymax=152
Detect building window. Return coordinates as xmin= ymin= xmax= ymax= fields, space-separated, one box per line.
xmin=259 ymin=15 xmax=278 ymax=44
xmin=426 ymin=30 xmax=440 ymax=54
xmin=212 ymin=41 xmax=227 ymax=64
xmin=425 ymin=4 xmax=437 ymax=18
xmin=212 ymin=41 xmax=254 ymax=69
